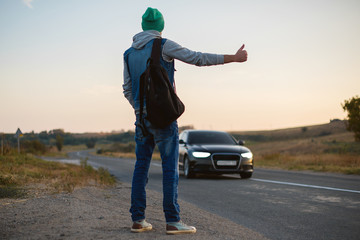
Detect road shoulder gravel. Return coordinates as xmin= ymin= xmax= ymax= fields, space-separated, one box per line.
xmin=0 ymin=183 xmax=268 ymax=240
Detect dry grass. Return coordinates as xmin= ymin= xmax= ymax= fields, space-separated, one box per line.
xmin=96 ymin=142 xmax=162 ymax=160
xmin=0 ymin=154 xmax=116 ymax=198
xmin=99 ymin=151 xmax=161 ymax=160
xmin=234 ymin=121 xmax=360 ymax=175
xmin=41 ymin=144 xmax=89 ymax=158
xmin=255 ymin=153 xmax=360 ymax=174
xmin=249 ymin=135 xmax=360 ymax=175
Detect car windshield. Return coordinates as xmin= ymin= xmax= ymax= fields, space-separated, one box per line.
xmin=187 ymin=131 xmax=236 ymax=145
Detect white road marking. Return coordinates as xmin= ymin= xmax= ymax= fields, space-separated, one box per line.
xmin=132 ymin=157 xmax=360 ymax=194
xmin=252 ymin=178 xmax=360 ymax=194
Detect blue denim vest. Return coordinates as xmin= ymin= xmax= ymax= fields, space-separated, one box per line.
xmin=124 ymin=39 xmax=175 ymax=112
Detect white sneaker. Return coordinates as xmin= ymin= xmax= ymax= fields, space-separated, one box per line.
xmin=166 ymin=221 xmax=196 ymax=235
xmin=131 ymin=219 xmax=153 ymax=233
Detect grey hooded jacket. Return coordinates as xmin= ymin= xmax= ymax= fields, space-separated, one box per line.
xmin=123 ymin=30 xmax=224 ymax=110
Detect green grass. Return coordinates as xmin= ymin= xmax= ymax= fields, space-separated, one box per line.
xmin=0 ymin=153 xmax=116 ymax=198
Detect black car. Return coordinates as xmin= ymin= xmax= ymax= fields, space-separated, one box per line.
xmin=179 ymin=130 xmax=253 ymax=179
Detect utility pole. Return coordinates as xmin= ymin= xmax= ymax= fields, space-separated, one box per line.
xmin=17 ymin=135 xmax=20 ymax=154
xmin=1 ymin=133 xmax=4 ymax=156
xmin=15 ymin=128 xmax=23 ymax=154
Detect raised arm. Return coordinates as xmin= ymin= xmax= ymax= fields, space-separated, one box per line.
xmin=163 ymin=40 xmax=247 ymax=66
xmin=162 ymin=40 xmax=224 ymax=66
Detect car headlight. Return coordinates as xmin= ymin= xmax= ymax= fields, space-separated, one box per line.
xmin=192 ymin=152 xmax=211 ymax=158
xmin=241 ymin=152 xmax=253 ymax=159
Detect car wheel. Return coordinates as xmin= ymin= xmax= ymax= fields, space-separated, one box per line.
xmin=240 ymin=172 xmax=252 ymax=179
xmin=184 ymin=156 xmax=195 ymax=179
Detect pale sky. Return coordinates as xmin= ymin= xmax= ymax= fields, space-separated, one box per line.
xmin=1 ymin=0 xmax=359 ymax=133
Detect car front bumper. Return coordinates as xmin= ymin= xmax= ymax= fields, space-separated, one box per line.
xmin=189 ymin=157 xmax=253 ymax=174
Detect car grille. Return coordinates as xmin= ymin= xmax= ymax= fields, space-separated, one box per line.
xmin=211 ymin=153 xmax=241 ymax=170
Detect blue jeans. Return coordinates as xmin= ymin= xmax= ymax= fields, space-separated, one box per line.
xmin=130 ymin=117 xmax=180 ymax=223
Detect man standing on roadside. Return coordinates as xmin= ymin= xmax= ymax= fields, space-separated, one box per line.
xmin=123 ymin=7 xmax=247 ymax=235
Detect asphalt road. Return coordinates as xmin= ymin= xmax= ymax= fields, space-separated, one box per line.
xmin=65 ymin=150 xmax=360 ymax=240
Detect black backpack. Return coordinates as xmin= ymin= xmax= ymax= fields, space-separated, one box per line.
xmin=139 ymin=38 xmax=185 ymax=134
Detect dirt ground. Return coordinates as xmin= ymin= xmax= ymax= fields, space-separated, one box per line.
xmin=0 ymin=183 xmax=268 ymax=240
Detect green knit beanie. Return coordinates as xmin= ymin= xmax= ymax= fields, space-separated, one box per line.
xmin=141 ymin=7 xmax=164 ymax=32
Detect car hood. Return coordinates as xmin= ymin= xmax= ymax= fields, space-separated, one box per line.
xmin=189 ymin=144 xmax=250 ymax=154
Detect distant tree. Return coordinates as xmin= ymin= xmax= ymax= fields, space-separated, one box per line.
xmin=50 ymin=129 xmax=65 ymax=136
xmin=301 ymin=127 xmax=308 ymax=133
xmin=85 ymin=138 xmax=96 ymax=149
xmin=342 ymin=96 xmax=360 ymax=141
xmin=106 ymin=131 xmax=135 ymax=143
xmin=38 ymin=131 xmax=49 ymax=140
xmin=56 ymin=135 xmax=64 ymax=151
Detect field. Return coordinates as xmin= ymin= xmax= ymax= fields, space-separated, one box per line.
xmin=230 ymin=120 xmax=360 ymax=174
xmin=94 ymin=120 xmax=360 ymax=175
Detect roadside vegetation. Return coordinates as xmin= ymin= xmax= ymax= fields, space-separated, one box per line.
xmin=231 ymin=120 xmax=360 ymax=175
xmin=254 ymin=152 xmax=359 ymax=175
xmin=96 ymin=142 xmax=161 ymax=160
xmin=1 ymin=120 xmax=359 ymax=187
xmin=0 ymin=153 xmax=116 ymax=199
xmin=342 ymin=95 xmax=360 ymax=141
xmin=94 ymin=120 xmax=360 ymax=175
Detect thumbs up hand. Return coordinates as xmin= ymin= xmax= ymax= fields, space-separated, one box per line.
xmin=234 ymin=44 xmax=248 ymax=63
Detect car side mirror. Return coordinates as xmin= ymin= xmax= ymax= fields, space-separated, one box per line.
xmin=179 ymin=139 xmax=186 ymax=145
xmin=238 ymin=140 xmax=245 ymax=146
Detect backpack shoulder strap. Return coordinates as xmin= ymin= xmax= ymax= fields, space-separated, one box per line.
xmin=151 ymin=38 xmax=162 ymax=65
